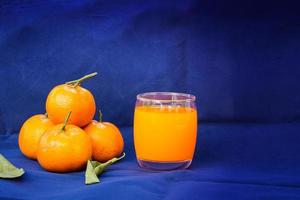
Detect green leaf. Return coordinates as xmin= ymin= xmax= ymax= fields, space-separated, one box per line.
xmin=0 ymin=154 xmax=25 ymax=178
xmin=85 ymin=160 xmax=100 ymax=185
xmin=85 ymin=152 xmax=126 ymax=185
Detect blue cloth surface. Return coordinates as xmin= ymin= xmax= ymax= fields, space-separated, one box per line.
xmin=1 ymin=124 xmax=300 ymax=199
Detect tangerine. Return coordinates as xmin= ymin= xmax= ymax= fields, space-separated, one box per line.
xmin=37 ymin=112 xmax=92 ymax=172
xmin=84 ymin=111 xmax=124 ymax=162
xmin=46 ymin=73 xmax=97 ymax=127
xmin=19 ymin=114 xmax=54 ymax=160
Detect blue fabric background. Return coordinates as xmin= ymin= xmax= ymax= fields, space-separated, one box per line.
xmin=0 ymin=0 xmax=299 ymax=133
xmin=0 ymin=0 xmax=300 ymax=199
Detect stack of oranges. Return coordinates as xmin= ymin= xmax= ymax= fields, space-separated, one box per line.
xmin=18 ymin=72 xmax=124 ymax=172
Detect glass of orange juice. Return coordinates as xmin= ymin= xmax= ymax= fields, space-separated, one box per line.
xmin=134 ymin=92 xmax=197 ymax=170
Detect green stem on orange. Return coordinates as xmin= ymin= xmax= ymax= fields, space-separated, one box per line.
xmin=65 ymin=72 xmax=98 ymax=87
xmin=98 ymin=110 xmax=103 ymax=123
xmin=44 ymin=112 xmax=48 ymax=118
xmin=61 ymin=111 xmax=72 ymax=131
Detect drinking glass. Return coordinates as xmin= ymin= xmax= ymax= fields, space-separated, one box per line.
xmin=134 ymin=92 xmax=197 ymax=170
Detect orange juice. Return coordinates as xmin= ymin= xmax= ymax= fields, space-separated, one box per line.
xmin=134 ymin=106 xmax=197 ymax=162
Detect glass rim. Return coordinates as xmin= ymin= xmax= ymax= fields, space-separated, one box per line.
xmin=136 ymin=92 xmax=196 ymax=103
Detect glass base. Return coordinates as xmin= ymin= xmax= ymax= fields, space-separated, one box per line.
xmin=137 ymin=159 xmax=192 ymax=171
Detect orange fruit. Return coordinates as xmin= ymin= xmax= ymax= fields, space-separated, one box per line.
xmin=18 ymin=114 xmax=54 ymax=160
xmin=46 ymin=73 xmax=97 ymax=127
xmin=84 ymin=111 xmax=124 ymax=162
xmin=37 ymin=112 xmax=92 ymax=172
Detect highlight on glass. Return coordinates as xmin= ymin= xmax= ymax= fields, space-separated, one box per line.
xmin=134 ymin=92 xmax=198 ymax=170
